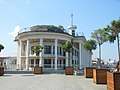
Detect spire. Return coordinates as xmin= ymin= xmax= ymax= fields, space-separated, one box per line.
xmin=67 ymin=13 xmax=77 ymax=37
xmin=71 ymin=13 xmax=73 ymax=26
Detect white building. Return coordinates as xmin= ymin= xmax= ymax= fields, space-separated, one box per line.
xmin=15 ymin=17 xmax=92 ymax=71
xmin=15 ymin=25 xmax=91 ymax=71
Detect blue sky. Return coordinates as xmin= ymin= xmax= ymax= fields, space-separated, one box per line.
xmin=0 ymin=0 xmax=120 ymax=61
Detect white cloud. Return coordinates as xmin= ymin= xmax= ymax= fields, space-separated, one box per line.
xmin=9 ymin=26 xmax=21 ymax=38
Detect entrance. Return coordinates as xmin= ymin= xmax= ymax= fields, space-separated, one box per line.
xmin=44 ymin=59 xmax=51 ymax=68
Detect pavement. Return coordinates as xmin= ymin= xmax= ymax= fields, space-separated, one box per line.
xmin=0 ymin=72 xmax=107 ymax=90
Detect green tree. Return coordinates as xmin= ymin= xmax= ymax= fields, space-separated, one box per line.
xmin=106 ymin=19 xmax=120 ymax=71
xmin=0 ymin=44 xmax=4 ymax=52
xmin=84 ymin=39 xmax=97 ymax=52
xmin=84 ymin=39 xmax=97 ymax=66
xmin=91 ymin=29 xmax=108 ymax=68
xmin=31 ymin=45 xmax=43 ymax=67
xmin=62 ymin=42 xmax=72 ymax=66
xmin=62 ymin=42 xmax=72 ymax=53
xmin=31 ymin=45 xmax=43 ymax=56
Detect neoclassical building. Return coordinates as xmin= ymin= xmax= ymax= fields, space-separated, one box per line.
xmin=15 ymin=25 xmax=92 ymax=70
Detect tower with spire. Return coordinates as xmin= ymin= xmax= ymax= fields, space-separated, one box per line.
xmin=67 ymin=13 xmax=77 ymax=37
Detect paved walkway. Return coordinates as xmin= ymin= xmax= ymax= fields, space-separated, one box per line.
xmin=0 ymin=74 xmax=107 ymax=90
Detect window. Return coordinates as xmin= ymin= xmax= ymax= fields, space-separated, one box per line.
xmin=57 ymin=46 xmax=59 ymax=55
xmin=75 ymin=60 xmax=76 ymax=65
xmin=72 ymin=30 xmax=75 ymax=36
xmin=77 ymin=60 xmax=79 ymax=65
xmin=31 ymin=46 xmax=34 ymax=54
xmin=36 ymin=51 xmax=39 ymax=56
xmin=77 ymin=51 xmax=79 ymax=57
xmin=72 ymin=60 xmax=74 ymax=64
xmin=53 ymin=59 xmax=55 ymax=67
xmin=60 ymin=47 xmax=62 ymax=55
xmin=72 ymin=48 xmax=74 ymax=55
xmin=30 ymin=59 xmax=34 ymax=67
xmin=53 ymin=46 xmax=55 ymax=54
xmin=75 ymin=49 xmax=76 ymax=56
xmin=63 ymin=51 xmax=65 ymax=56
xmin=53 ymin=59 xmax=55 ymax=64
xmin=44 ymin=59 xmax=51 ymax=68
xmin=44 ymin=45 xmax=51 ymax=54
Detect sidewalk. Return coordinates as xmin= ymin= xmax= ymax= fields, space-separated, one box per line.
xmin=0 ymin=74 xmax=107 ymax=90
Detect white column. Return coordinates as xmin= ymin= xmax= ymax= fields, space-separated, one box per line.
xmin=29 ymin=45 xmax=31 ymax=56
xmin=84 ymin=49 xmax=86 ymax=67
xmin=58 ymin=59 xmax=60 ymax=68
xmin=66 ymin=52 xmax=68 ymax=67
xmin=70 ymin=52 xmax=72 ymax=66
xmin=51 ymin=45 xmax=53 ymax=55
xmin=42 ymin=59 xmax=44 ymax=68
xmin=83 ymin=47 xmax=85 ymax=68
xmin=17 ymin=42 xmax=20 ymax=70
xmin=21 ymin=43 xmax=24 ymax=56
xmin=82 ymin=44 xmax=84 ymax=68
xmin=61 ymin=59 xmax=63 ymax=69
xmin=79 ymin=42 xmax=82 ymax=69
xmin=61 ymin=46 xmax=63 ymax=56
xmin=19 ymin=40 xmax=22 ymax=69
xmin=51 ymin=59 xmax=53 ymax=68
xmin=26 ymin=39 xmax=30 ymax=70
xmin=58 ymin=46 xmax=59 ymax=55
xmin=82 ymin=48 xmax=84 ymax=67
xmin=39 ymin=38 xmax=43 ymax=67
xmin=55 ymin=39 xmax=58 ymax=70
xmin=34 ymin=59 xmax=36 ymax=67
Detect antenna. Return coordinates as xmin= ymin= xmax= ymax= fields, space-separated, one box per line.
xmin=71 ymin=13 xmax=73 ymax=26
xmin=67 ymin=13 xmax=77 ymax=37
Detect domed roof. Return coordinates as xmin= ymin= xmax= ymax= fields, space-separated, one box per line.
xmin=17 ymin=25 xmax=71 ymax=37
xmin=30 ymin=25 xmax=65 ymax=33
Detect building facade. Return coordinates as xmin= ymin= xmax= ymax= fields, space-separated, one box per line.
xmin=15 ymin=25 xmax=92 ymax=70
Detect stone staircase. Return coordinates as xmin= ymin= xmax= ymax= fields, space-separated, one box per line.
xmin=4 ymin=70 xmax=33 ymax=74
xmin=4 ymin=69 xmax=65 ymax=74
xmin=43 ymin=69 xmax=65 ymax=74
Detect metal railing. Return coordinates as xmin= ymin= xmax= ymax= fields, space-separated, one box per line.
xmin=18 ymin=27 xmax=31 ymax=34
xmin=18 ymin=27 xmax=84 ymax=37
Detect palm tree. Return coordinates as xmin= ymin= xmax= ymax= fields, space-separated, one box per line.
xmin=84 ymin=39 xmax=97 ymax=66
xmin=31 ymin=45 xmax=43 ymax=66
xmin=106 ymin=19 xmax=120 ymax=71
xmin=31 ymin=45 xmax=43 ymax=55
xmin=0 ymin=44 xmax=4 ymax=52
xmin=91 ymin=29 xmax=108 ymax=68
xmin=62 ymin=42 xmax=72 ymax=67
